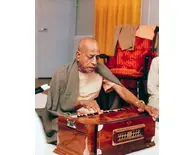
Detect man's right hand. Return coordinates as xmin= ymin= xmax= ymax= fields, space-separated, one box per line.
xmin=74 ymin=100 xmax=101 ymax=114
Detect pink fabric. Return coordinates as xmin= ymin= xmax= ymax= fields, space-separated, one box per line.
xmin=135 ymin=25 xmax=156 ymax=40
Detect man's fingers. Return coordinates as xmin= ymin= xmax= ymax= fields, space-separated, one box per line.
xmin=78 ymin=108 xmax=91 ymax=114
xmin=95 ymin=105 xmax=101 ymax=112
xmin=142 ymin=107 xmax=156 ymax=117
xmin=92 ymin=101 xmax=101 ymax=112
xmin=92 ymin=106 xmax=100 ymax=113
xmin=99 ymin=110 xmax=103 ymax=114
xmin=85 ymin=102 xmax=100 ymax=113
xmin=145 ymin=105 xmax=159 ymax=117
xmin=147 ymin=108 xmax=155 ymax=117
xmin=153 ymin=109 xmax=159 ymax=118
xmin=150 ymin=107 xmax=159 ymax=118
xmin=137 ymin=108 xmax=144 ymax=112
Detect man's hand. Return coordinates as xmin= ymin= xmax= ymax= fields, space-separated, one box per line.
xmin=75 ymin=100 xmax=101 ymax=114
xmin=144 ymin=105 xmax=159 ymax=118
xmin=136 ymin=101 xmax=159 ymax=118
xmin=137 ymin=101 xmax=146 ymax=113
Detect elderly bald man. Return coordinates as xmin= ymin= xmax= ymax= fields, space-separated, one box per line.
xmin=39 ymin=37 xmax=159 ymax=144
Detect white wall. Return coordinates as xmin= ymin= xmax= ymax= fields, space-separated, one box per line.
xmin=74 ymin=0 xmax=94 ymax=60
xmin=35 ymin=0 xmax=39 ymax=79
xmin=141 ymin=0 xmax=159 ymax=25
xmin=141 ymin=0 xmax=159 ymax=54
xmin=35 ymin=0 xmax=76 ymax=78
xmin=76 ymin=0 xmax=94 ymax=35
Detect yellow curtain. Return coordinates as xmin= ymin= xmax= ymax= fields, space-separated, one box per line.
xmin=94 ymin=0 xmax=141 ymax=56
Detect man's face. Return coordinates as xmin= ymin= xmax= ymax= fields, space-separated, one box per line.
xmin=76 ymin=42 xmax=100 ymax=73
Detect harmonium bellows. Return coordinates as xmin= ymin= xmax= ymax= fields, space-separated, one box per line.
xmin=54 ymin=107 xmax=156 ymax=155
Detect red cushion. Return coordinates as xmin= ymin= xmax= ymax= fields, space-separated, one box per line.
xmin=105 ymin=56 xmax=116 ymax=69
xmin=140 ymin=52 xmax=158 ymax=72
xmin=116 ymin=37 xmax=152 ymax=71
xmin=110 ymin=68 xmax=143 ymax=78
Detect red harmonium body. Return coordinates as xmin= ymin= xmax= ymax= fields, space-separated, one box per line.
xmin=54 ymin=107 xmax=156 ymax=155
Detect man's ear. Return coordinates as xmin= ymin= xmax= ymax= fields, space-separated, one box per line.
xmin=76 ymin=50 xmax=80 ymax=61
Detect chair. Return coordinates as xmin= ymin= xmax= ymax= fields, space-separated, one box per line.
xmin=100 ymin=25 xmax=159 ymax=103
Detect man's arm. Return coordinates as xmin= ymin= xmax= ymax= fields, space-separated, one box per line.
xmin=112 ymin=84 xmax=144 ymax=109
xmin=112 ymin=84 xmax=159 ymax=118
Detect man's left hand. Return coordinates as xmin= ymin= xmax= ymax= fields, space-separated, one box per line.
xmin=144 ymin=105 xmax=159 ymax=118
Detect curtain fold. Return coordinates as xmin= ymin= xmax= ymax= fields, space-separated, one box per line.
xmin=94 ymin=0 xmax=141 ymax=56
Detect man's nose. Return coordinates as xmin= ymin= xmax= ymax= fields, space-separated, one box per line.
xmin=91 ymin=57 xmax=97 ymax=65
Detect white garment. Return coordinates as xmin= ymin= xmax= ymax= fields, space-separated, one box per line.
xmin=35 ymin=112 xmax=58 ymax=155
xmin=78 ymin=71 xmax=115 ymax=100
xmin=35 ymin=94 xmax=57 ymax=155
xmin=77 ymin=71 xmax=115 ymax=114
xmin=147 ymin=57 xmax=159 ymax=109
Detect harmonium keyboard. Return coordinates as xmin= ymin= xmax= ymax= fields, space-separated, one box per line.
xmin=54 ymin=107 xmax=156 ymax=155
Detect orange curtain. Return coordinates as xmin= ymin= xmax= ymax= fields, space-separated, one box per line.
xmin=94 ymin=0 xmax=141 ymax=56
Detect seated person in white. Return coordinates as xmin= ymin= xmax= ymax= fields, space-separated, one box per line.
xmin=147 ymin=56 xmax=159 ymax=110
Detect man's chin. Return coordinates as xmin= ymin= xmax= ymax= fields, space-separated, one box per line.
xmin=86 ymin=68 xmax=95 ymax=73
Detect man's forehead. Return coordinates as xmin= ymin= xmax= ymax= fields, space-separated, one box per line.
xmin=85 ymin=49 xmax=99 ymax=56
xmin=85 ymin=43 xmax=100 ymax=54
xmin=79 ymin=38 xmax=100 ymax=54
xmin=86 ymin=42 xmax=99 ymax=50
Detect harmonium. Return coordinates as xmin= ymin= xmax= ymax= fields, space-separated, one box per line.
xmin=54 ymin=107 xmax=156 ymax=155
